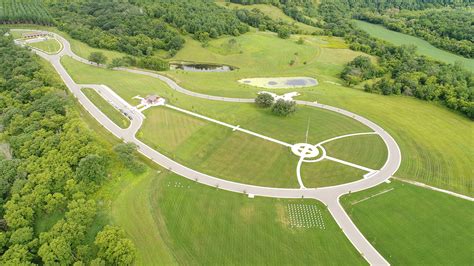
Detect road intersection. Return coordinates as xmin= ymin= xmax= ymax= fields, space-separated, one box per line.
xmin=13 ymin=29 xmax=402 ymax=265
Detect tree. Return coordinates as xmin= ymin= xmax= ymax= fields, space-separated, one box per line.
xmin=113 ymin=143 xmax=145 ymax=174
xmin=88 ymin=52 xmax=107 ymax=65
xmin=95 ymin=226 xmax=136 ymax=265
xmin=271 ymin=99 xmax=296 ymax=116
xmin=75 ymin=154 xmax=107 ymax=183
xmin=277 ymin=26 xmax=291 ymax=39
xmin=255 ymin=93 xmax=274 ymax=108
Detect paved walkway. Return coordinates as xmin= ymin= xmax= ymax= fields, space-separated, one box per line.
xmin=13 ymin=29 xmax=403 ymax=265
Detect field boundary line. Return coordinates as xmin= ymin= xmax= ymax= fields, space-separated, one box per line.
xmin=350 ymin=188 xmax=394 ymax=205
xmin=393 ymin=177 xmax=474 ymax=202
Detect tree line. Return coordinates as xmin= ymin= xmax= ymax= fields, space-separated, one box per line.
xmin=314 ymin=0 xmax=473 ymax=118
xmin=355 ymin=8 xmax=473 ymax=58
xmin=47 ymin=1 xmax=184 ymax=57
xmin=0 ymin=30 xmax=136 ymax=265
xmin=140 ymin=0 xmax=250 ymax=41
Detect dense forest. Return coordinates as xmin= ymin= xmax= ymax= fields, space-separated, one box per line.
xmin=315 ymin=0 xmax=473 ymax=118
xmin=139 ymin=0 xmax=249 ymax=41
xmin=0 ymin=0 xmax=53 ymax=25
xmin=48 ymin=1 xmax=184 ymax=57
xmin=0 ymin=30 xmax=137 ymax=264
xmin=355 ymin=9 xmax=474 ymax=57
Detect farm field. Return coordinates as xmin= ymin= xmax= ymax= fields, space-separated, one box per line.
xmin=82 ymin=88 xmax=130 ymax=129
xmin=353 ymin=20 xmax=474 ymax=70
xmin=341 ymin=180 xmax=474 ymax=265
xmin=27 ymin=38 xmax=61 ymax=54
xmin=0 ymin=0 xmax=52 ymax=25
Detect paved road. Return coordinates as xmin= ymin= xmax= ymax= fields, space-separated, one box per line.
xmin=14 ymin=29 xmax=401 ymax=265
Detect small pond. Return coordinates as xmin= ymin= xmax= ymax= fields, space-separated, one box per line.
xmin=170 ymin=62 xmax=236 ymax=72
xmin=238 ymin=77 xmax=318 ymax=89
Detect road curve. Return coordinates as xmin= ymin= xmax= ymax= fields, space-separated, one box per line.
xmin=13 ymin=29 xmax=401 ymax=265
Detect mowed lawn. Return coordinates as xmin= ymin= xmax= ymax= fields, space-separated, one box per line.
xmin=139 ymin=106 xmax=371 ymax=188
xmin=144 ymin=172 xmax=366 ymax=265
xmin=354 ymin=20 xmax=474 ymax=70
xmin=28 ymin=38 xmax=62 ymax=54
xmin=341 ymin=180 xmax=474 ymax=265
xmin=301 ymin=160 xmax=368 ymax=187
xmin=323 ymin=134 xmax=388 ymax=170
xmin=302 ymin=85 xmax=474 ymax=196
xmin=82 ymin=88 xmax=130 ymax=128
xmin=61 ymin=51 xmax=473 ymax=195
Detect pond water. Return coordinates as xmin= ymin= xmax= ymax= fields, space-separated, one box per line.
xmin=170 ymin=62 xmax=236 ymax=72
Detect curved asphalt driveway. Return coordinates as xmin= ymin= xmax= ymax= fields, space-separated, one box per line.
xmin=14 ymin=29 xmax=401 ymax=265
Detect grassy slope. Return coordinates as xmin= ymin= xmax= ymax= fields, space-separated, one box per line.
xmin=151 ymin=172 xmax=366 ymax=265
xmin=215 ymin=0 xmax=320 ymax=33
xmin=354 ymin=20 xmax=474 ymax=70
xmin=27 ymin=38 xmax=61 ymax=54
xmin=82 ymin=88 xmax=130 ymax=128
xmin=341 ymin=180 xmax=474 ymax=265
xmin=167 ymin=32 xmax=355 ymax=98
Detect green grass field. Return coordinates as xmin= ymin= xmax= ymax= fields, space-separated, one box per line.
xmin=301 ymin=159 xmax=367 ymax=187
xmin=354 ymin=20 xmax=474 ymax=70
xmin=323 ymin=134 xmax=387 ymax=170
xmin=166 ymin=32 xmax=357 ymax=98
xmin=74 ymin=99 xmax=364 ymax=265
xmin=62 ymin=49 xmax=473 ymax=195
xmin=82 ymin=88 xmax=130 ymax=128
xmin=139 ymin=105 xmax=372 ymax=188
xmin=27 ymin=38 xmax=61 ymax=54
xmin=62 ymin=56 xmax=380 ymax=187
xmin=341 ymin=180 xmax=474 ymax=265
xmin=145 ymin=172 xmax=365 ymax=265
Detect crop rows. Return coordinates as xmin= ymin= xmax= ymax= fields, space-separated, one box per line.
xmin=0 ymin=0 xmax=53 ymax=25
